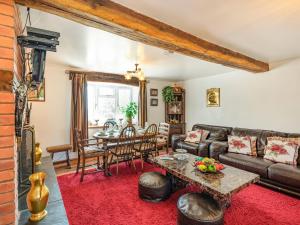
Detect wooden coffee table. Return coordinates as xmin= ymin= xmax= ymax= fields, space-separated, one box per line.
xmin=151 ymin=153 xmax=260 ymax=208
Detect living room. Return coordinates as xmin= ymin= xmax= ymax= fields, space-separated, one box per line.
xmin=0 ymin=1 xmax=299 ymax=225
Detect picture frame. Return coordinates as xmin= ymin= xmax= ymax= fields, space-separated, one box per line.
xmin=150 ymin=98 xmax=158 ymax=106
xmin=150 ymin=88 xmax=158 ymax=96
xmin=207 ymin=88 xmax=220 ymax=107
xmin=28 ymin=79 xmax=45 ymax=102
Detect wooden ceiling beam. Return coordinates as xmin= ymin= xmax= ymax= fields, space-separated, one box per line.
xmin=16 ymin=0 xmax=269 ymax=73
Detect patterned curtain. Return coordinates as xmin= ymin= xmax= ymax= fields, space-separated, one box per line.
xmin=138 ymin=80 xmax=147 ymax=127
xmin=70 ymin=73 xmax=88 ymax=151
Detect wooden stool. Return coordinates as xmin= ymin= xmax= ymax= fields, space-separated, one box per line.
xmin=46 ymin=144 xmax=72 ymax=168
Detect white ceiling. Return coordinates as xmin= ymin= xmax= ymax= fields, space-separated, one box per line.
xmin=19 ymin=0 xmax=300 ymax=81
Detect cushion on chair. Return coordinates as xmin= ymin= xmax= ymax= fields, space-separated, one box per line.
xmin=177 ymin=193 xmax=223 ymax=225
xmin=219 ymin=153 xmax=274 ymax=178
xmin=268 ymin=163 xmax=300 ymax=188
xmin=46 ymin=144 xmax=72 ymax=153
xmin=138 ymin=172 xmax=171 ymax=202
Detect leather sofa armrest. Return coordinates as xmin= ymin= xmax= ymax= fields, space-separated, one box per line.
xmin=198 ymin=142 xmax=210 ymax=157
xmin=171 ymin=134 xmax=186 ymax=151
xmin=209 ymin=141 xmax=228 ymax=160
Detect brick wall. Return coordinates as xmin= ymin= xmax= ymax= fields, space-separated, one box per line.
xmin=0 ymin=0 xmax=22 ymax=224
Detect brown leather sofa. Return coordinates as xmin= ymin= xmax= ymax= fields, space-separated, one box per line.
xmin=172 ymin=124 xmax=300 ymax=197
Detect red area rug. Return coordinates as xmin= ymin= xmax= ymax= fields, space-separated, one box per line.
xmin=57 ymin=161 xmax=300 ymax=225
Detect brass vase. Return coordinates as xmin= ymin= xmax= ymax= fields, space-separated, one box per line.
xmin=27 ymin=172 xmax=49 ymax=222
xmin=35 ymin=143 xmax=42 ymax=166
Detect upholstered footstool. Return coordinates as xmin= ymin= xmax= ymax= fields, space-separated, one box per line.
xmin=138 ymin=172 xmax=171 ymax=202
xmin=177 ymin=193 xmax=224 ymax=225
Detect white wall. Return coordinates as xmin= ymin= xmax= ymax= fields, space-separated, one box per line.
xmin=30 ymin=61 xmax=173 ymax=153
xmin=30 ymin=62 xmax=71 ymax=154
xmin=147 ymin=80 xmax=173 ymax=125
xmin=184 ymin=58 xmax=300 ymax=133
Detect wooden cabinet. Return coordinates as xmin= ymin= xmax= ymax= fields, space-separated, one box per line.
xmin=165 ymin=88 xmax=185 ymax=143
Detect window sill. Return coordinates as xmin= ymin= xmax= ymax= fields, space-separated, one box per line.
xmin=88 ymin=125 xmax=104 ymax=129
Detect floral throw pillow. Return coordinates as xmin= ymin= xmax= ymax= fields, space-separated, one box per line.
xmin=184 ymin=130 xmax=209 ymax=143
xmin=264 ymin=138 xmax=299 ymax=165
xmin=228 ymin=136 xmax=253 ymax=155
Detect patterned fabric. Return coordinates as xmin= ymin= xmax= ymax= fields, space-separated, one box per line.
xmin=184 ymin=129 xmax=209 ymax=143
xmin=264 ymin=137 xmax=299 ymax=165
xmin=228 ymin=136 xmax=253 ymax=155
xmin=249 ymin=136 xmax=258 ymax=156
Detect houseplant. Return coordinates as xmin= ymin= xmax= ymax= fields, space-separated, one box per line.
xmin=121 ymin=102 xmax=137 ymax=125
xmin=162 ymin=86 xmax=175 ymax=103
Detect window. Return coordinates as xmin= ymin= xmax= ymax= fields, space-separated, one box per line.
xmin=88 ymin=82 xmax=139 ymax=125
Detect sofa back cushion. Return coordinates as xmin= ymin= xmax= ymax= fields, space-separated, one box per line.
xmin=192 ymin=124 xmax=232 ymax=141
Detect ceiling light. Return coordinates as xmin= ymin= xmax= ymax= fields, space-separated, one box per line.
xmin=124 ymin=63 xmax=145 ymax=81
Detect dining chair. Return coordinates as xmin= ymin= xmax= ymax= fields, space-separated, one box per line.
xmin=103 ymin=120 xmax=117 ymax=131
xmin=156 ymin=122 xmax=170 ymax=154
xmin=75 ymin=129 xmax=107 ymax=182
xmin=134 ymin=124 xmax=158 ymax=171
xmin=110 ymin=125 xmax=136 ymax=175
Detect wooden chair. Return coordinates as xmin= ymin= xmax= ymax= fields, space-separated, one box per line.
xmin=156 ymin=122 xmax=170 ymax=154
xmin=110 ymin=125 xmax=136 ymax=175
xmin=75 ymin=130 xmax=107 ymax=182
xmin=134 ymin=124 xmax=158 ymax=170
xmin=103 ymin=120 xmax=117 ymax=131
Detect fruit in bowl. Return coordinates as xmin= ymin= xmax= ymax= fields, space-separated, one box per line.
xmin=194 ymin=157 xmax=224 ymax=173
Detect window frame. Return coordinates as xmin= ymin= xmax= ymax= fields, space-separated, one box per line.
xmin=88 ymin=82 xmax=138 ymax=124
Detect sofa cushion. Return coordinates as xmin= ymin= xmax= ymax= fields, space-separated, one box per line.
xmin=219 ymin=153 xmax=274 ymax=178
xmin=228 ymin=135 xmax=253 ymax=156
xmin=268 ymin=163 xmax=300 ymax=188
xmin=231 ymin=128 xmax=262 ymax=155
xmin=287 ymin=133 xmax=300 ymax=165
xmin=192 ymin=124 xmax=232 ymax=141
xmin=178 ymin=142 xmax=198 ymax=155
xmin=264 ymin=137 xmax=299 ymax=165
xmin=259 ymin=130 xmax=289 ymax=157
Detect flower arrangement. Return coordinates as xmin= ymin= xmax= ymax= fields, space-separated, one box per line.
xmin=194 ymin=157 xmax=224 ymax=173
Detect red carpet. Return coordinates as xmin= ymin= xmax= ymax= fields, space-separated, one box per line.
xmin=57 ymin=161 xmax=300 ymax=225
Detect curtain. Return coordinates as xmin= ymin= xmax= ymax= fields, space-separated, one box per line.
xmin=138 ymin=80 xmax=147 ymax=127
xmin=70 ymin=73 xmax=88 ymax=151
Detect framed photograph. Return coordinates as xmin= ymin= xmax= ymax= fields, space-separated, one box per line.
xmin=150 ymin=98 xmax=158 ymax=106
xmin=28 ymin=79 xmax=45 ymax=102
xmin=150 ymin=88 xmax=158 ymax=96
xmin=207 ymin=88 xmax=220 ymax=107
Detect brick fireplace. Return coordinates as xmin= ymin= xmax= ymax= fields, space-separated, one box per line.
xmin=0 ymin=0 xmax=22 ymax=224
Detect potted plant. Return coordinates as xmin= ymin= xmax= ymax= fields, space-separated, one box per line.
xmin=121 ymin=102 xmax=137 ymax=125
xmin=162 ymin=86 xmax=175 ymax=103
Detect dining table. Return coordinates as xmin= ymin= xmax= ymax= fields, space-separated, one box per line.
xmin=93 ymin=127 xmax=152 ymax=176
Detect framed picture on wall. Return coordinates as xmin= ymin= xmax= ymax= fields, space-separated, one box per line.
xmin=150 ymin=88 xmax=158 ymax=96
xmin=207 ymin=88 xmax=220 ymax=107
xmin=28 ymin=79 xmax=45 ymax=102
xmin=150 ymin=98 xmax=158 ymax=106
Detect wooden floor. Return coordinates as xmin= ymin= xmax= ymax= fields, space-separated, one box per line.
xmin=54 ymin=148 xmax=172 ymax=176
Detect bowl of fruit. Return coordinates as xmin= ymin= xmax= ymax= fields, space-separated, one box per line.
xmin=194 ymin=157 xmax=224 ymax=173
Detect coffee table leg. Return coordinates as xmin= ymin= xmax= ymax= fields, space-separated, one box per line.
xmin=166 ymin=172 xmax=188 ymax=192
xmin=217 ymin=196 xmax=231 ymax=209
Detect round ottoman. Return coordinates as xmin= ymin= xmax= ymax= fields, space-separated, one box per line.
xmin=138 ymin=172 xmax=171 ymax=202
xmin=177 ymin=193 xmax=224 ymax=225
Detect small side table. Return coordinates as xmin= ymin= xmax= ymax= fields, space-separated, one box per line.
xmin=46 ymin=144 xmax=72 ymax=168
